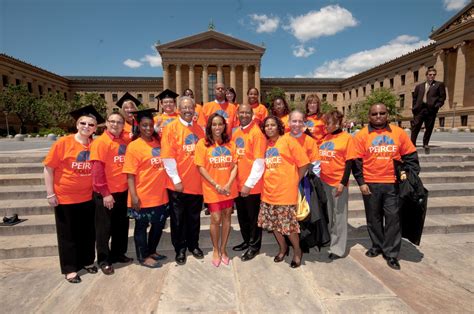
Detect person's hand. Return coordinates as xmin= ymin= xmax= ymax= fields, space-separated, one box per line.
xmin=47 ymin=195 xmax=58 ymax=207
xmin=215 ymin=184 xmax=226 ymax=195
xmin=359 ymin=184 xmax=371 ymax=195
xmin=240 ymin=185 xmax=251 ymax=197
xmin=174 ymin=182 xmax=184 ymax=193
xmin=103 ymin=195 xmax=115 ymax=210
xmin=223 ymin=183 xmax=231 ymax=196
xmin=131 ymin=195 xmax=141 ymax=211
xmin=335 ymin=183 xmax=344 ymax=197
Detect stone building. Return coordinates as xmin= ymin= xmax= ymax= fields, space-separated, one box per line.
xmin=1 ymin=2 xmax=472 ymax=130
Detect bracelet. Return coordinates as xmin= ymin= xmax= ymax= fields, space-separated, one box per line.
xmin=46 ymin=194 xmax=56 ymax=199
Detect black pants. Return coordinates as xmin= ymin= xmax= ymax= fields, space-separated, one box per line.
xmin=235 ymin=194 xmax=262 ymax=251
xmin=362 ymin=183 xmax=401 ymax=258
xmin=54 ymin=200 xmax=95 ymax=274
xmin=94 ymin=191 xmax=129 ymax=265
xmin=411 ymin=106 xmax=438 ymax=146
xmin=167 ymin=189 xmax=203 ymax=253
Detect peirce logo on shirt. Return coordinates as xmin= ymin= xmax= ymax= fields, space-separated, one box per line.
xmin=114 ymin=144 xmax=127 ymax=164
xmin=72 ymin=150 xmax=92 ymax=176
xmin=183 ymin=134 xmax=199 ymax=154
xmin=210 ymin=146 xmax=232 ymax=169
xmin=265 ymin=147 xmax=282 ymax=169
xmin=235 ymin=137 xmax=245 ymax=156
xmin=319 ymin=141 xmax=336 ymax=161
xmin=151 ymin=147 xmax=164 ymax=169
xmin=305 ymin=120 xmax=315 ymax=133
xmin=369 ymin=135 xmax=397 ymax=159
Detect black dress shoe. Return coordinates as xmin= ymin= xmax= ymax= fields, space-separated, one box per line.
xmin=273 ymin=248 xmax=289 ymax=263
xmin=385 ymin=257 xmax=401 ymax=270
xmin=423 ymin=145 xmax=430 ymax=155
xmin=175 ymin=251 xmax=186 ymax=265
xmin=190 ymin=248 xmax=204 ymax=259
xmin=365 ymin=248 xmax=382 ymax=258
xmin=114 ymin=255 xmax=134 ymax=263
xmin=232 ymin=242 xmax=249 ymax=251
xmin=100 ymin=263 xmax=114 ymax=275
xmin=328 ymin=253 xmax=341 ymax=260
xmin=241 ymin=249 xmax=259 ymax=261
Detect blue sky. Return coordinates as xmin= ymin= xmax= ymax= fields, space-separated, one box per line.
xmin=1 ymin=0 xmax=469 ymax=78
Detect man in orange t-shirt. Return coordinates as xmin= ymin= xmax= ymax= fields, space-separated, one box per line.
xmin=161 ymin=96 xmax=206 ymax=265
xmin=353 ymin=103 xmax=419 ymax=270
xmin=231 ymin=104 xmax=267 ymax=261
xmin=198 ymin=83 xmax=237 ymax=136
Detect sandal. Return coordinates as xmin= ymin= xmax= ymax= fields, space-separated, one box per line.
xmin=83 ymin=265 xmax=98 ymax=274
xmin=65 ymin=274 xmax=81 ymax=283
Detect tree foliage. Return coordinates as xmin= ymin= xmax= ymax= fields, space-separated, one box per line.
xmin=321 ymin=101 xmax=335 ymax=114
xmin=348 ymin=88 xmax=400 ymax=124
xmin=0 ymin=85 xmax=42 ymax=133
xmin=264 ymin=87 xmax=286 ymax=106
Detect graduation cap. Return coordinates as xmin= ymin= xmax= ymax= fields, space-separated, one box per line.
xmin=130 ymin=108 xmax=158 ymax=121
xmin=156 ymin=89 xmax=179 ymax=101
xmin=69 ymin=105 xmax=105 ymax=124
xmin=116 ymin=92 xmax=141 ymax=108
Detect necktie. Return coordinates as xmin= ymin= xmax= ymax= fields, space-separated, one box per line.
xmin=423 ymin=82 xmax=430 ymax=103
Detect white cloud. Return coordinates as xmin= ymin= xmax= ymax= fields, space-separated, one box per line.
xmin=141 ymin=46 xmax=162 ymax=67
xmin=286 ymin=5 xmax=358 ymax=42
xmin=249 ymin=14 xmax=280 ymax=33
xmin=292 ymin=45 xmax=315 ymax=58
xmin=443 ymin=0 xmax=468 ymax=11
xmin=306 ymin=35 xmax=433 ymax=78
xmin=123 ymin=59 xmax=142 ymax=69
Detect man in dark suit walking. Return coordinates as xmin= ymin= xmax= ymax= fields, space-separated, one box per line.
xmin=411 ymin=67 xmax=446 ymax=153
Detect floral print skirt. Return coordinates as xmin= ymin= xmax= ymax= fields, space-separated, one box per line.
xmin=258 ymin=202 xmax=300 ymax=235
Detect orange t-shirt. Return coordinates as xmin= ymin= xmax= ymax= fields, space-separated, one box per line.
xmin=232 ymin=121 xmax=267 ymax=194
xmin=123 ymin=121 xmax=136 ymax=140
xmin=198 ymin=101 xmax=237 ymax=136
xmin=234 ymin=103 xmax=268 ymax=127
xmin=122 ymin=137 xmax=169 ymax=208
xmin=194 ymin=139 xmax=238 ymax=203
xmin=306 ymin=115 xmax=327 ymax=145
xmin=280 ymin=114 xmax=290 ymax=133
xmin=90 ymin=131 xmax=130 ymax=193
xmin=43 ymin=134 xmax=93 ymax=205
xmin=262 ymin=134 xmax=310 ymax=205
xmin=161 ymin=119 xmax=205 ymax=194
xmin=154 ymin=112 xmax=178 ymax=136
xmin=293 ymin=133 xmax=319 ymax=163
xmin=319 ymin=131 xmax=357 ymax=187
xmin=353 ymin=125 xmax=417 ymax=183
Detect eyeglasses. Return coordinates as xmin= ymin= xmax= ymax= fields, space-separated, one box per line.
xmin=107 ymin=120 xmax=124 ymax=125
xmin=79 ymin=121 xmax=96 ymax=127
xmin=371 ymin=112 xmax=387 ymax=117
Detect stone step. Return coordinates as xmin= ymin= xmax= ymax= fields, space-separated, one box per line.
xmin=418 ymin=154 xmax=474 ymax=163
xmin=0 ymin=163 xmax=44 ymax=174
xmin=416 ymin=147 xmax=474 ymax=154
xmin=419 ymin=161 xmax=474 ymax=172
xmin=0 ymin=173 xmax=44 ymax=186
xmin=0 ymin=155 xmax=45 ymax=164
xmin=1 ymin=213 xmax=472 ymax=260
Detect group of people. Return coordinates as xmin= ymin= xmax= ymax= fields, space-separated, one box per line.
xmin=44 ymin=77 xmax=427 ymax=283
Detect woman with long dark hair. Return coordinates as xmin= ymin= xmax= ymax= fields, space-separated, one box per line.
xmin=270 ymin=96 xmax=290 ymax=132
xmin=305 ymin=94 xmax=327 ymax=145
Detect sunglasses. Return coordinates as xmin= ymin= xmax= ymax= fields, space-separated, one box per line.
xmin=371 ymin=112 xmax=387 ymax=116
xmin=79 ymin=121 xmax=96 ymax=127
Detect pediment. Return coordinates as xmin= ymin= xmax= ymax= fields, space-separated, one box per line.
xmin=176 ymin=38 xmax=246 ymax=50
xmin=431 ymin=2 xmax=473 ymax=39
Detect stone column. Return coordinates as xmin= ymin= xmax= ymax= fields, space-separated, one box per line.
xmin=163 ymin=64 xmax=169 ymax=90
xmin=242 ymin=64 xmax=249 ymax=105
xmin=230 ymin=64 xmax=236 ymax=89
xmin=452 ymin=41 xmax=466 ymax=108
xmin=217 ymin=64 xmax=223 ymax=84
xmin=175 ymin=64 xmax=182 ymax=95
xmin=202 ymin=64 xmax=209 ymax=103
xmin=188 ymin=64 xmax=195 ymax=93
xmin=255 ymin=64 xmax=261 ymax=97
xmin=433 ymin=49 xmax=448 ymax=109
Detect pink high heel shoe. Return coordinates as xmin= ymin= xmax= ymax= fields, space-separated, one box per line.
xmin=212 ymin=258 xmax=221 ymax=267
xmin=221 ymin=256 xmax=230 ymax=266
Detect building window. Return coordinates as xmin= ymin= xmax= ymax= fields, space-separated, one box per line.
xmin=100 ymin=93 xmax=105 ymax=99
xmin=48 ymin=87 xmax=52 ymax=93
xmin=301 ymin=94 xmax=306 ymax=101
xmin=16 ymin=79 xmax=21 ymax=85
xmin=363 ymin=86 xmax=366 ymax=96
xmin=439 ymin=117 xmax=445 ymax=127
xmin=333 ymin=94 xmax=337 ymax=102
xmin=343 ymin=93 xmax=346 ymax=101
xmin=380 ymin=81 xmax=384 ymax=88
xmin=2 ymin=75 xmax=8 ymax=87
xmin=322 ymin=94 xmax=327 ymax=101
xmin=112 ymin=93 xmax=118 ymax=102
xmin=348 ymin=105 xmax=352 ymax=112
xmin=371 ymin=84 xmax=374 ymax=92
xmin=149 ymin=94 xmax=155 ymax=102
xmin=399 ymin=94 xmax=405 ymax=108
xmin=349 ymin=91 xmax=352 ymax=99
xmin=137 ymin=94 xmax=143 ymax=102
xmin=289 ymin=94 xmax=295 ymax=101
xmin=27 ymin=82 xmax=33 ymax=93
xmin=414 ymin=70 xmax=419 ymax=82
xmin=401 ymin=75 xmax=406 ymax=86
xmin=38 ymin=85 xmax=43 ymax=95
xmin=207 ymin=73 xmax=217 ymax=100
xmin=461 ymin=115 xmax=468 ymax=127
xmin=64 ymin=92 xmax=67 ymax=100
xmin=356 ymin=89 xmax=359 ymax=98
xmin=342 ymin=106 xmax=345 ymax=115
xmin=390 ymin=78 xmax=394 ymax=88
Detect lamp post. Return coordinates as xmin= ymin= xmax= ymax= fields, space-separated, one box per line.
xmin=3 ymin=111 xmax=9 ymax=137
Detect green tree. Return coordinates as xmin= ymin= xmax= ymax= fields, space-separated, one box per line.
xmin=0 ymin=85 xmax=41 ymax=133
xmin=71 ymin=92 xmax=107 ymax=121
xmin=38 ymin=92 xmax=72 ymax=128
xmin=264 ymin=87 xmax=286 ymax=106
xmin=321 ymin=101 xmax=335 ymax=114
xmin=350 ymin=88 xmax=400 ymax=124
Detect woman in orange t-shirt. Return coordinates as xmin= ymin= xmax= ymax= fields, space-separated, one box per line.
xmin=121 ymin=100 xmax=139 ymax=139
xmin=305 ymin=94 xmax=327 ymax=145
xmin=43 ymin=106 xmax=103 ymax=283
xmin=247 ymin=87 xmax=268 ymax=126
xmin=123 ymin=109 xmax=169 ymax=268
xmin=258 ymin=116 xmax=310 ymax=268
xmin=195 ymin=113 xmax=238 ymax=267
xmin=270 ymin=96 xmax=290 ymax=132
xmin=320 ymin=110 xmax=356 ymax=260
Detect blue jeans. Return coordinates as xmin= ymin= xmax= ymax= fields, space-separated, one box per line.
xmin=129 ymin=204 xmax=169 ymax=262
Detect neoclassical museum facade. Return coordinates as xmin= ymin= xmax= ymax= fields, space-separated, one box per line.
xmin=1 ymin=3 xmax=473 ymax=129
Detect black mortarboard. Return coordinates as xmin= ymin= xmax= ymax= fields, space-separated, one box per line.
xmin=69 ymin=105 xmax=105 ymax=124
xmin=116 ymin=92 xmax=141 ymax=108
xmin=156 ymin=89 xmax=179 ymax=101
xmin=130 ymin=108 xmax=158 ymax=121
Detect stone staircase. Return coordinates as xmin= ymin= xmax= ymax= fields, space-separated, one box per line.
xmin=0 ymin=148 xmax=473 ymax=259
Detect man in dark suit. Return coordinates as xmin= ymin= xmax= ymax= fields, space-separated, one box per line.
xmin=411 ymin=68 xmax=446 ymax=153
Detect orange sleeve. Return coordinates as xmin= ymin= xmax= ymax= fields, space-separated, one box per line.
xmin=160 ymin=123 xmax=175 ymax=159
xmin=353 ymin=130 xmax=367 ymax=158
xmin=43 ymin=139 xmax=64 ymax=168
xmin=253 ymin=129 xmax=267 ymax=159
xmin=194 ymin=139 xmax=206 ymax=167
xmin=398 ymin=128 xmax=417 ymax=156
xmin=289 ymin=137 xmax=310 ymax=167
xmin=345 ymin=135 xmax=358 ymax=160
xmin=122 ymin=143 xmax=140 ymax=175
xmin=197 ymin=104 xmax=209 ymax=127
xmin=89 ymin=136 xmax=107 ymax=162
